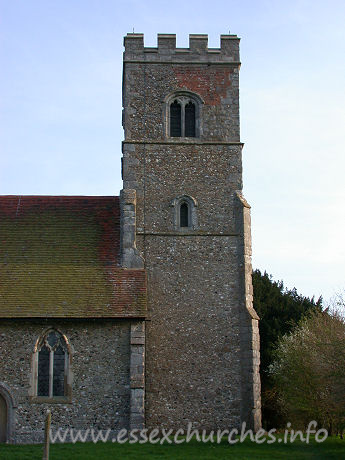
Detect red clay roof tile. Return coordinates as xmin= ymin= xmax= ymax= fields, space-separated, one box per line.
xmin=0 ymin=196 xmax=146 ymax=318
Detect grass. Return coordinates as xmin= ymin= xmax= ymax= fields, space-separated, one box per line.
xmin=0 ymin=436 xmax=344 ymax=460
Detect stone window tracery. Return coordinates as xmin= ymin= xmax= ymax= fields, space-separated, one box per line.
xmin=37 ymin=330 xmax=67 ymax=397
xmin=30 ymin=329 xmax=72 ymax=402
xmin=166 ymin=92 xmax=203 ymax=138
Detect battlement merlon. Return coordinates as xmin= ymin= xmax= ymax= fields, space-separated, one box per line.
xmin=123 ymin=33 xmax=240 ymax=64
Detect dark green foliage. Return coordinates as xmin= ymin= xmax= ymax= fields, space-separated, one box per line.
xmin=252 ymin=269 xmax=322 ymax=429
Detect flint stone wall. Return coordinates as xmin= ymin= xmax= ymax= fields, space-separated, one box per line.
xmin=122 ymin=33 xmax=261 ymax=431
xmin=0 ymin=320 xmax=131 ymax=443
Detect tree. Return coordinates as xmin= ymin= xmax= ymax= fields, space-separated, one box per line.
xmin=252 ymin=269 xmax=322 ymax=428
xmin=270 ymin=310 xmax=345 ymax=435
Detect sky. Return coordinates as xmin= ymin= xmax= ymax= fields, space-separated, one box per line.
xmin=1 ymin=0 xmax=345 ymax=303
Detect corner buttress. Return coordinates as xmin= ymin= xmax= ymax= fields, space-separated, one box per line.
xmin=120 ymin=189 xmax=144 ymax=269
xmin=235 ymin=191 xmax=262 ymax=432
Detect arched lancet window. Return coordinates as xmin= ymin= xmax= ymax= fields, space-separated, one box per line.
xmin=37 ymin=330 xmax=68 ymax=397
xmin=166 ymin=92 xmax=203 ymax=138
xmin=170 ymin=100 xmax=182 ymax=137
xmin=170 ymin=195 xmax=198 ymax=230
xmin=180 ymin=202 xmax=189 ymax=227
xmin=184 ymin=101 xmax=196 ymax=137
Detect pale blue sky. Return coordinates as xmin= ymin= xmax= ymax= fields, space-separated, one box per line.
xmin=1 ymin=0 xmax=345 ymax=302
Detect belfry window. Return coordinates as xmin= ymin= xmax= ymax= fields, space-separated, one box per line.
xmin=167 ymin=92 xmax=202 ymax=138
xmin=170 ymin=100 xmax=182 ymax=137
xmin=37 ymin=330 xmax=68 ymax=397
xmin=184 ymin=102 xmax=196 ymax=137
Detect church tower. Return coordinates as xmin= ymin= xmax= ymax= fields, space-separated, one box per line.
xmin=122 ymin=33 xmax=261 ymax=431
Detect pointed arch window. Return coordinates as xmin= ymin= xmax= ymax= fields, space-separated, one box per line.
xmin=37 ymin=330 xmax=67 ymax=397
xmin=31 ymin=329 xmax=72 ymax=402
xmin=170 ymin=195 xmax=198 ymax=230
xmin=170 ymin=100 xmax=182 ymax=137
xmin=184 ymin=101 xmax=196 ymax=137
xmin=167 ymin=92 xmax=203 ymax=138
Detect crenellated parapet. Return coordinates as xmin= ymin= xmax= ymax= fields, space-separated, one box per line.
xmin=123 ymin=33 xmax=240 ymax=63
